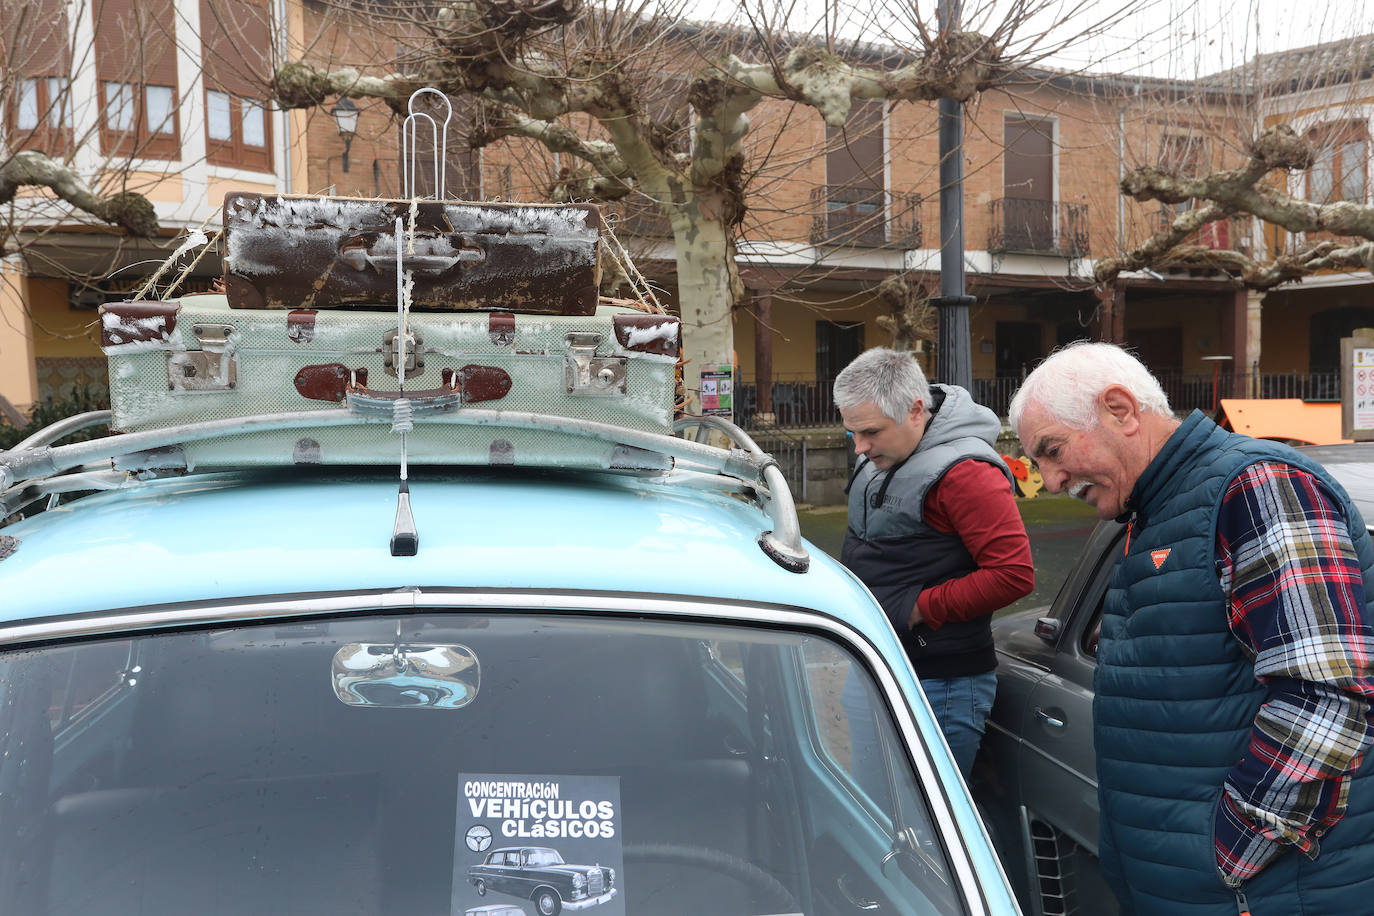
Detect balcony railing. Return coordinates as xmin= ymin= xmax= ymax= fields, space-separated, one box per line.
xmin=810 ymin=186 xmax=922 ymax=248
xmin=988 ymin=198 xmax=1089 ymax=257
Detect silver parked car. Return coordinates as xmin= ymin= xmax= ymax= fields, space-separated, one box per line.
xmin=974 ymin=443 xmax=1374 ymax=916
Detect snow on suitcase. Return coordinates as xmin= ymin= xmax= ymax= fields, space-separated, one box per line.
xmin=100 ymin=294 xmax=681 ymax=470
xmin=220 ymin=193 xmax=604 ymax=315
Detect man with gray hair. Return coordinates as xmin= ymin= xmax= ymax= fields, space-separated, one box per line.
xmin=1012 ymin=341 xmax=1374 ymax=915
xmin=836 ymin=347 xmax=1032 ymax=778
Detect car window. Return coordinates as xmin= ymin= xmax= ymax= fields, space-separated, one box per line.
xmin=802 ymin=637 xmax=894 ymax=808
xmin=1083 ymin=613 xmax=1102 ymax=659
xmin=0 ymin=612 xmax=973 ymax=916
xmin=1047 ymin=521 xmax=1126 ymax=627
xmin=1071 ymin=525 xmax=1126 ymax=661
xmin=42 ymin=640 xmax=135 ymax=732
xmin=799 ymin=639 xmax=962 ymax=913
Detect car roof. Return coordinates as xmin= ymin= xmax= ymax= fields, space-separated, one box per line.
xmin=0 ymin=465 xmax=881 ymax=630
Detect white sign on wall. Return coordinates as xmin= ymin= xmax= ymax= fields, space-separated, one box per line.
xmin=1342 ymin=331 xmax=1374 ymax=441
xmin=1354 ymin=348 xmax=1374 ymax=432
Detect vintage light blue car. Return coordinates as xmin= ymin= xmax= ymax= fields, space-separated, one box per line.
xmin=0 ymin=189 xmax=1021 ymax=916
xmin=0 ymin=406 xmax=1024 ymax=915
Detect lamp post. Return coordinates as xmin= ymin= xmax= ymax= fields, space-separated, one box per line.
xmin=934 ymin=0 xmax=973 ymax=391
xmin=1202 ymin=354 xmax=1233 ymax=413
xmin=330 ymin=97 xmax=359 ymax=173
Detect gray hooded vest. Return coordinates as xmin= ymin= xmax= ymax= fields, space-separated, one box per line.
xmin=841 ymin=385 xmax=1014 ymax=678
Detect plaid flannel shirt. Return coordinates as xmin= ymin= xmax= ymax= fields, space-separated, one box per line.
xmin=1213 ymin=460 xmax=1374 ymax=887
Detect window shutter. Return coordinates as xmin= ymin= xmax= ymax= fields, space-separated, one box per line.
xmin=825 ymin=100 xmax=884 ymax=191
xmin=199 ymin=0 xmax=270 ymax=97
xmin=2 ymin=0 xmax=71 ymax=75
xmin=95 ymin=0 xmax=177 ymax=88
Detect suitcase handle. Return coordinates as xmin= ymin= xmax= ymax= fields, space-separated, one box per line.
xmin=347 ymin=385 xmax=464 ymax=417
xmin=331 ymin=365 xmax=511 ymax=412
xmin=338 ymin=233 xmax=486 ymax=277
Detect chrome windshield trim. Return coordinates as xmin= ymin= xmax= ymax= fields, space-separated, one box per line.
xmin=0 ymin=588 xmax=996 ymax=914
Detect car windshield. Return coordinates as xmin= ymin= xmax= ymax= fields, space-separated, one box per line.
xmin=0 ymin=611 xmax=969 ymax=916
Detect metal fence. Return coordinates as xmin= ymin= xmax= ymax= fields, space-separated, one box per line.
xmin=1257 ymin=370 xmax=1340 ymax=401
xmin=740 ymin=369 xmax=1343 ymax=430
xmin=748 ymin=430 xmax=810 ymax=503
xmin=737 ymin=377 xmax=842 ymax=428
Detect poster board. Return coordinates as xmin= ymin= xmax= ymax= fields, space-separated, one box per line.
xmin=699 ymin=364 xmax=734 ymax=417
xmin=1341 ymin=329 xmax=1374 ymax=442
xmin=452 ymin=773 xmax=625 ymax=915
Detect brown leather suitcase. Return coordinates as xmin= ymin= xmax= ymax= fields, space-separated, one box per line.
xmin=221 ymin=194 xmax=603 ymax=315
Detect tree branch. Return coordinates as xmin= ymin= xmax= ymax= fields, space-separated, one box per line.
xmin=718 ymin=33 xmax=1000 ymax=127
xmin=0 ymin=151 xmax=159 ymax=241
xmin=476 ymin=109 xmax=636 ymax=197
xmin=1100 ymin=125 xmax=1374 ymax=287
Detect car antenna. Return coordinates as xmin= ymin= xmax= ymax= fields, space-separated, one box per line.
xmin=389 ymin=88 xmax=453 ymax=557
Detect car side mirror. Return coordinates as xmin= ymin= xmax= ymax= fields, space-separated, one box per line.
xmin=1033 ymin=617 xmax=1061 ymax=646
xmin=332 ymin=641 xmax=480 ymax=709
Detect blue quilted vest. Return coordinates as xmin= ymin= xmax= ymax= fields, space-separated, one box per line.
xmin=1096 ymin=412 xmax=1374 ymax=915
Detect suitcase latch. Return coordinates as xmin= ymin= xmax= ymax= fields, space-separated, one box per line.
xmin=384 ymin=328 xmax=424 ymax=380
xmin=564 ymin=333 xmax=626 ymax=396
xmin=167 ymin=323 xmax=237 ymax=392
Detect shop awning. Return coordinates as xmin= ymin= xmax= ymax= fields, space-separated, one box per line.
xmin=1218 ymin=399 xmax=1350 ymax=445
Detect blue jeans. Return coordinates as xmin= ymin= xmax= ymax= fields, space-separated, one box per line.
xmin=920 ymin=671 xmax=997 ymax=779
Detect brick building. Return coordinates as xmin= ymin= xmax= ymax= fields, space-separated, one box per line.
xmin=2 ymin=5 xmax=1368 ymax=433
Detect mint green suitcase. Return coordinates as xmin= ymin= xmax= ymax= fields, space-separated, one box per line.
xmin=100 ymin=295 xmax=681 ymax=470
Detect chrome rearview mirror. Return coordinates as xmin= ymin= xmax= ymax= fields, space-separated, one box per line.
xmin=332 ymin=637 xmax=480 ymax=709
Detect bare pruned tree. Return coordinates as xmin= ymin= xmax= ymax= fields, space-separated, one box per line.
xmin=269 ymin=0 xmax=1144 ymax=398
xmin=1099 ymin=31 xmax=1374 ymax=291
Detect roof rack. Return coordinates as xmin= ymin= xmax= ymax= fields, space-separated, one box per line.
xmin=0 ymin=409 xmax=810 ymax=573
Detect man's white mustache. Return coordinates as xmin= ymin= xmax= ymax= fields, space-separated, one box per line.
xmin=1067 ymin=480 xmax=1090 ymax=500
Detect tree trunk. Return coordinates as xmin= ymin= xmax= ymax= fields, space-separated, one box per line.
xmin=667 ymin=193 xmax=740 ymax=416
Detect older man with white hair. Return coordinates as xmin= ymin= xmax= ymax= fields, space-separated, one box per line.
xmin=1011 ymin=341 xmax=1374 ymax=915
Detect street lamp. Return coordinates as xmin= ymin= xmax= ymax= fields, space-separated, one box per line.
xmin=1202 ymin=354 xmax=1233 ymax=413
xmin=330 ymin=97 xmax=359 ymax=173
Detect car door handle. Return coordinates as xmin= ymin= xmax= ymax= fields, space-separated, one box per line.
xmin=1035 ymin=707 xmax=1066 ymax=728
xmin=836 ymin=873 xmax=881 ymax=910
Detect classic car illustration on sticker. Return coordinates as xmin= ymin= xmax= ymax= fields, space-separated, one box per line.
xmin=468 ymin=846 xmax=616 ymax=915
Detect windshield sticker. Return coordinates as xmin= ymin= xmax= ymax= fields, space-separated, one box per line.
xmin=452 ymin=773 xmax=624 ymax=916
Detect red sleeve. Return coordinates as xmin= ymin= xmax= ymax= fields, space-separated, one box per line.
xmin=916 ymin=459 xmax=1034 ymax=628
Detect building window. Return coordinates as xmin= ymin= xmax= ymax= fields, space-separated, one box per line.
xmin=18 ymin=77 xmax=72 ymax=129
xmin=100 ymin=81 xmax=180 ymax=158
xmin=9 ymin=76 xmax=73 ymax=153
xmin=207 ymin=90 xmax=232 ymax=141
xmin=94 ymin=0 xmax=180 ymax=159
xmin=818 ymin=100 xmax=888 ymax=246
xmin=1307 ymin=121 xmax=1368 ymax=204
xmin=199 ymin=0 xmax=273 ymax=172
xmin=145 ymin=85 xmax=176 ymax=135
xmin=103 ymin=82 xmax=135 ymax=132
xmin=205 ymin=89 xmax=271 ymax=172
